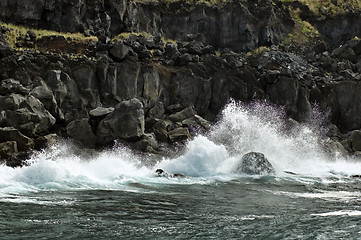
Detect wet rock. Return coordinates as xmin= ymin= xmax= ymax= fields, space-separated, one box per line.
xmin=237 ymin=152 xmax=275 ymax=175
xmin=169 ymin=107 xmax=196 ymax=123
xmin=97 ymin=98 xmax=145 ymax=145
xmin=152 ymin=119 xmax=170 ymax=143
xmin=133 ymin=133 xmax=159 ymax=152
xmin=168 ymin=127 xmax=192 ymax=142
xmin=182 ymin=115 xmax=211 ymax=133
xmin=0 ymin=141 xmax=18 ymax=160
xmin=0 ymin=127 xmax=34 ymax=151
xmin=66 ymin=118 xmax=97 ymax=148
xmin=351 ymin=130 xmax=361 ymax=152
xmin=325 ymin=139 xmax=349 ymax=159
xmin=34 ymin=134 xmax=58 ymax=150
xmin=155 ymin=169 xmax=186 ymax=178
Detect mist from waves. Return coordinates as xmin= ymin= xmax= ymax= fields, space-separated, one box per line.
xmin=1 ymin=99 xmax=361 ymax=197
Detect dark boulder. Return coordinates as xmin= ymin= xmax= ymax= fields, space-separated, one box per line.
xmin=0 ymin=127 xmax=34 ymax=151
xmin=96 ymin=98 xmax=145 ymax=145
xmin=0 ymin=94 xmax=56 ymax=136
xmin=109 ymin=43 xmax=129 ymax=61
xmin=133 ymin=133 xmax=159 ymax=152
xmin=34 ymin=134 xmax=58 ymax=150
xmin=0 ymin=141 xmax=18 ymax=160
xmin=168 ymin=127 xmax=192 ymax=142
xmin=169 ymin=106 xmax=196 ymax=123
xmin=351 ymin=130 xmax=361 ymax=152
xmin=0 ymin=78 xmax=30 ymax=95
xmin=66 ymin=118 xmax=97 ymax=148
xmin=89 ymin=107 xmax=114 ymax=118
xmin=237 ymin=152 xmax=275 ymax=175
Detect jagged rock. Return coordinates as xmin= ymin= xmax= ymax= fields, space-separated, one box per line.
xmin=0 ymin=79 xmax=30 ymax=95
xmin=140 ymin=65 xmax=161 ymax=105
xmin=114 ymin=60 xmax=141 ymax=100
xmin=0 ymin=94 xmax=56 ymax=135
xmin=179 ymin=53 xmax=193 ymax=65
xmin=332 ymin=46 xmax=357 ymax=63
xmin=34 ymin=134 xmax=58 ymax=150
xmin=43 ymin=70 xmax=68 ymax=108
xmin=237 ymin=152 xmax=275 ymax=175
xmin=97 ymin=98 xmax=145 ymax=145
xmin=138 ymin=49 xmax=152 ymax=59
xmin=351 ymin=130 xmax=361 ymax=152
xmin=0 ymin=141 xmax=18 ymax=160
xmin=168 ymin=127 xmax=192 ymax=142
xmin=148 ymin=102 xmax=165 ymax=119
xmin=31 ymin=84 xmax=63 ymax=120
xmin=72 ymin=65 xmax=98 ymax=108
xmin=166 ymin=104 xmax=184 ymax=113
xmin=109 ymin=43 xmax=129 ymax=61
xmin=182 ymin=115 xmax=211 ymax=132
xmin=169 ymin=107 xmax=196 ymax=122
xmin=133 ymin=133 xmax=159 ymax=152
xmin=26 ymin=30 xmax=36 ymax=41
xmin=325 ymin=139 xmax=349 ymax=159
xmin=89 ymin=107 xmax=114 ymax=118
xmin=152 ymin=119 xmax=170 ymax=143
xmin=165 ymin=42 xmax=179 ymax=58
xmin=66 ymin=118 xmax=97 ymax=148
xmin=0 ymin=127 xmax=34 ymax=151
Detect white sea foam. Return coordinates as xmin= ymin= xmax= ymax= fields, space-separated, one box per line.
xmin=311 ymin=210 xmax=361 ymax=217
xmin=1 ymin=100 xmax=361 ymax=195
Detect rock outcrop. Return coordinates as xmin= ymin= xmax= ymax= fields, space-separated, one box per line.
xmin=1 ymin=0 xmax=361 ymax=166
xmin=236 ymin=152 xmax=275 ymax=175
xmin=0 ymin=0 xmax=293 ymax=51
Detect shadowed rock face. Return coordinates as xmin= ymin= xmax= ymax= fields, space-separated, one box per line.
xmin=237 ymin=152 xmax=275 ymax=175
xmin=0 ymin=0 xmax=293 ymax=51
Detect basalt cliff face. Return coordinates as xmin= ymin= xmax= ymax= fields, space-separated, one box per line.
xmin=0 ymin=0 xmax=293 ymax=51
xmin=1 ymin=0 xmax=361 ymax=166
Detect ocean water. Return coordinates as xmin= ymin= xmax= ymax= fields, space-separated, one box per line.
xmin=1 ymin=101 xmax=361 ymax=239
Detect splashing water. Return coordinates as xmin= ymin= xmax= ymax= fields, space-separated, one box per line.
xmin=1 ymin=100 xmax=361 ymax=196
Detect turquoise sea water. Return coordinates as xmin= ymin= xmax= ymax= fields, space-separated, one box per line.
xmin=1 ymin=101 xmax=361 ymax=239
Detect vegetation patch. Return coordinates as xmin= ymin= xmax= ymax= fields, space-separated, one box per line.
xmin=281 ymin=0 xmax=361 ymax=17
xmin=0 ymin=21 xmax=98 ymax=55
xmin=280 ymin=6 xmax=319 ymax=46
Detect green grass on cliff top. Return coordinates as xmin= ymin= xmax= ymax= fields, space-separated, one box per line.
xmin=281 ymin=0 xmax=361 ymax=16
xmin=0 ymin=21 xmax=97 ymax=50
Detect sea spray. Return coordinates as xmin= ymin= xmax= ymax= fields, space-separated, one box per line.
xmin=1 ymin=100 xmax=361 ymax=197
xmin=207 ymin=99 xmax=343 ymax=175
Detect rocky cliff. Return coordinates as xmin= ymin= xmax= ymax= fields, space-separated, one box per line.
xmin=0 ymin=0 xmax=294 ymax=51
xmin=1 ymin=0 xmax=361 ymax=166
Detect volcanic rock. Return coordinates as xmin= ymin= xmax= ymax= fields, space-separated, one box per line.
xmin=96 ymin=98 xmax=145 ymax=145
xmin=237 ymin=152 xmax=275 ymax=175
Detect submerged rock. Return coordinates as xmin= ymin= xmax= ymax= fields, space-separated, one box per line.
xmin=237 ymin=152 xmax=275 ymax=175
xmin=155 ymin=169 xmax=186 ymax=178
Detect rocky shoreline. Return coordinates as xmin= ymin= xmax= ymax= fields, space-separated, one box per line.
xmin=1 ymin=0 xmax=361 ymax=166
